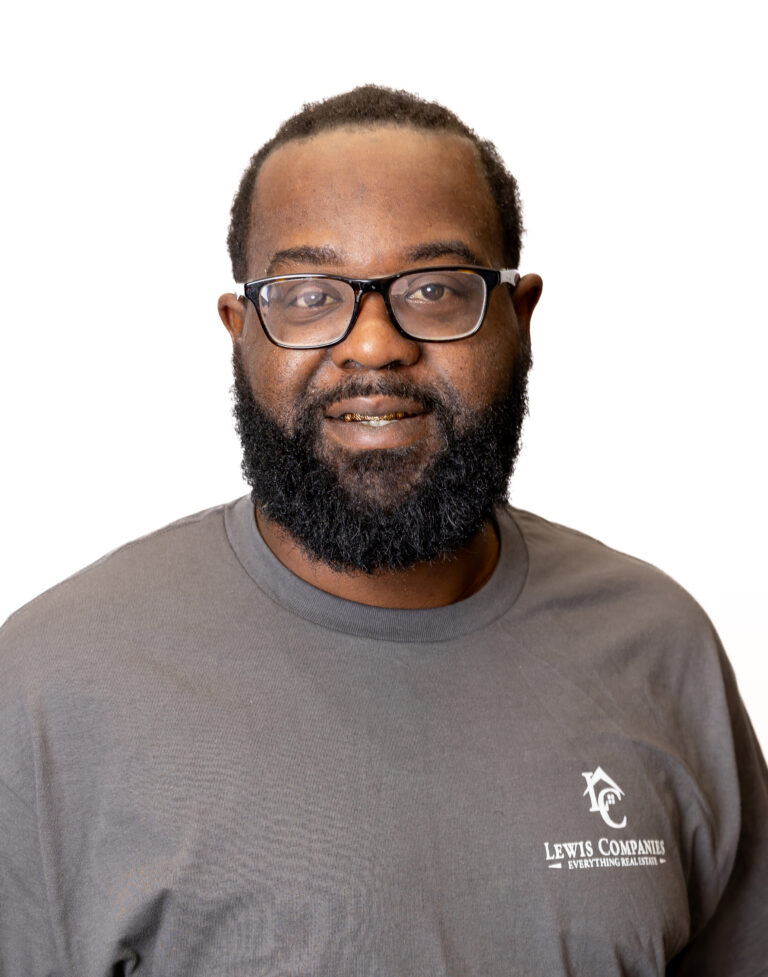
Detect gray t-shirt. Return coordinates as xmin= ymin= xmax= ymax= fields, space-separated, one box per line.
xmin=1 ymin=498 xmax=766 ymax=976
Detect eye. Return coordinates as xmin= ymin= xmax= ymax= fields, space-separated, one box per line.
xmin=407 ymin=282 xmax=449 ymax=303
xmin=261 ymin=279 xmax=348 ymax=321
xmin=401 ymin=272 xmax=470 ymax=309
xmin=283 ymin=280 xmax=341 ymax=312
xmin=290 ymin=285 xmax=340 ymax=310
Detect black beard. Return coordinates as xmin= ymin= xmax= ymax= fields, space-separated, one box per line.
xmin=232 ymin=346 xmax=531 ymax=574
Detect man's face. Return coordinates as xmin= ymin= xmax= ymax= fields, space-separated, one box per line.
xmin=221 ymin=126 xmax=539 ymax=572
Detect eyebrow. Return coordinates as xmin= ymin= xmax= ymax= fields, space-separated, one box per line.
xmin=263 ymin=239 xmax=484 ymax=278
xmin=266 ymin=246 xmax=344 ymax=275
xmin=404 ymin=240 xmax=483 ymax=266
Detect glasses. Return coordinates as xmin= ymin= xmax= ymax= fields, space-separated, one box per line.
xmin=242 ymin=266 xmax=520 ymax=350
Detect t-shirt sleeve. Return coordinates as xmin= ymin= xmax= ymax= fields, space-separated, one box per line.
xmin=0 ymin=777 xmax=65 ymax=977
xmin=668 ymin=649 xmax=768 ymax=976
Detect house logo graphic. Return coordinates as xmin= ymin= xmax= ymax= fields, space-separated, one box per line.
xmin=582 ymin=766 xmax=627 ymax=829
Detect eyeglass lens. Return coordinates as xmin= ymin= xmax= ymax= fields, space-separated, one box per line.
xmin=258 ymin=269 xmax=488 ymax=347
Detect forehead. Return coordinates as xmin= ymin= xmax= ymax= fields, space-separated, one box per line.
xmin=248 ymin=126 xmax=504 ymax=278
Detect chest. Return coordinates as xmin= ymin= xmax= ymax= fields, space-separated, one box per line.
xmin=39 ymin=643 xmax=698 ymax=975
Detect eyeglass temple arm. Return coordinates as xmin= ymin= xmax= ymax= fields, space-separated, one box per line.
xmin=500 ymin=269 xmax=520 ymax=288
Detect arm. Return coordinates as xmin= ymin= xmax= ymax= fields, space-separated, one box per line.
xmin=0 ymin=777 xmax=65 ymax=977
xmin=668 ymin=654 xmax=768 ymax=976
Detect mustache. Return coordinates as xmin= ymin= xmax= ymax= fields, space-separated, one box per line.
xmin=300 ymin=375 xmax=454 ymax=416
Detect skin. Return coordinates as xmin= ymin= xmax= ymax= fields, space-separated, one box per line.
xmin=218 ymin=125 xmax=542 ymax=608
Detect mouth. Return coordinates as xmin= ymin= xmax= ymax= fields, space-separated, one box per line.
xmin=341 ymin=410 xmax=418 ymax=427
xmin=323 ymin=396 xmax=431 ymax=447
xmin=326 ymin=396 xmax=427 ymax=424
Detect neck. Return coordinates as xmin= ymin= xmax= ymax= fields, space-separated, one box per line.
xmin=255 ymin=508 xmax=500 ymax=609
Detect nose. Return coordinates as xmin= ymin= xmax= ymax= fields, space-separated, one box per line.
xmin=330 ymin=292 xmax=420 ymax=370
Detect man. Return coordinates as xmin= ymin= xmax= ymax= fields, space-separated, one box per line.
xmin=1 ymin=86 xmax=765 ymax=976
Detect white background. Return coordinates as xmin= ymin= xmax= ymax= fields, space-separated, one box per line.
xmin=1 ymin=2 xmax=766 ymax=748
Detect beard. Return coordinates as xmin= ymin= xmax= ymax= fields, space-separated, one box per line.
xmin=232 ymin=344 xmax=531 ymax=574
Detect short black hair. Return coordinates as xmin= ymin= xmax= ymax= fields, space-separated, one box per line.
xmin=226 ymin=84 xmax=524 ymax=283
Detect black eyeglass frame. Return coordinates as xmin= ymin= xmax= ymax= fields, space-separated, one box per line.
xmin=242 ymin=266 xmax=520 ymax=350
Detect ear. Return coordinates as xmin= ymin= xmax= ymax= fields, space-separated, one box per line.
xmin=218 ymin=292 xmax=247 ymax=342
xmin=512 ymin=273 xmax=543 ymax=344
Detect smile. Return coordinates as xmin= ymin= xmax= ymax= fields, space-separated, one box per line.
xmin=342 ymin=411 xmax=414 ymax=425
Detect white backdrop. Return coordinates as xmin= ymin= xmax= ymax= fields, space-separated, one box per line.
xmin=1 ymin=1 xmax=766 ymax=748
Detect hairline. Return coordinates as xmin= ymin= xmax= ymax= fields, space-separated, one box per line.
xmin=246 ymin=123 xmax=503 ymax=279
xmin=226 ymin=87 xmax=524 ymax=283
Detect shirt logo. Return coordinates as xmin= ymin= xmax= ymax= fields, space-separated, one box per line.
xmin=542 ymin=766 xmax=667 ymax=871
xmin=582 ymin=766 xmax=627 ymax=829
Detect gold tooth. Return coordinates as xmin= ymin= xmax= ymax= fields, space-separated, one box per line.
xmin=342 ymin=411 xmax=410 ymax=422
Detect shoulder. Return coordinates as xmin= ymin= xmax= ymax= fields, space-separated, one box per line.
xmin=507 ymin=506 xmax=711 ymax=631
xmin=502 ymin=504 xmax=749 ymax=775
xmin=501 ymin=505 xmax=729 ymax=709
xmin=0 ymin=499 xmax=254 ymax=804
xmin=509 ymin=505 xmax=685 ymax=582
xmin=0 ymin=500 xmax=241 ymax=674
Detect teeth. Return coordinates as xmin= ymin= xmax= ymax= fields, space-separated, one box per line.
xmin=342 ymin=411 xmax=411 ymax=423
